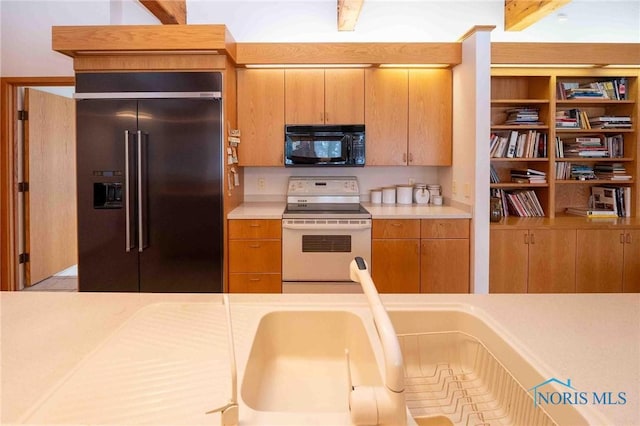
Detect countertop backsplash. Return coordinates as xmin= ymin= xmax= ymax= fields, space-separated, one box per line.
xmin=243 ymin=166 xmax=440 ymax=202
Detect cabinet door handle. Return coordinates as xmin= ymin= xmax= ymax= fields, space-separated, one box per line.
xmin=409 ymin=153 xmax=414 ymax=163
xmin=249 ymin=243 xmax=261 ymax=248
xmin=403 ymin=153 xmax=407 ymax=163
xmin=627 ymin=233 xmax=632 ymax=244
xmin=320 ymin=112 xmax=324 ymax=122
xmin=324 ymin=112 xmax=328 ymax=123
xmin=524 ymin=233 xmax=529 ymax=244
xmin=530 ymin=233 xmax=535 ymax=244
xmin=620 ymin=233 xmax=626 ymax=244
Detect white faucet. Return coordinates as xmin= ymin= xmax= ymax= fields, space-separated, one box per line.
xmin=348 ymin=257 xmax=406 ymax=426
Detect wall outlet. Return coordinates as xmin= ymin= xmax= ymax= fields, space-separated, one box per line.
xmin=408 ymin=177 xmax=415 ymax=185
xmin=464 ymin=182 xmax=471 ymax=198
xmin=452 ymin=180 xmax=457 ymax=195
xmin=257 ymin=177 xmax=265 ymax=191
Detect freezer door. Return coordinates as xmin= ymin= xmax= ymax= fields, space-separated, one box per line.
xmin=137 ymin=98 xmax=223 ymax=292
xmin=77 ymin=99 xmax=140 ymax=291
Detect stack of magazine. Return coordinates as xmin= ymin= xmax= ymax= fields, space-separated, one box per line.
xmin=565 ymin=186 xmax=631 ymax=218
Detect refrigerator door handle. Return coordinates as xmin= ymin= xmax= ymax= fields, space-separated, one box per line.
xmin=137 ymin=130 xmax=148 ymax=252
xmin=124 ymin=130 xmax=135 ymax=252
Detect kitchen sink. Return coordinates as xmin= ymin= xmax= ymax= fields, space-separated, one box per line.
xmin=241 ymin=310 xmax=381 ymax=412
xmin=388 ymin=308 xmax=594 ymax=426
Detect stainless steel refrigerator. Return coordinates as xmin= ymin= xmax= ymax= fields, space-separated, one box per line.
xmin=75 ymin=72 xmax=223 ymax=292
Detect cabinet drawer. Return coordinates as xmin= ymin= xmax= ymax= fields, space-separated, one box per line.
xmin=421 ymin=219 xmax=469 ymax=239
xmin=229 ymin=273 xmax=282 ymax=293
xmin=229 ymin=240 xmax=281 ymax=273
xmin=372 ymin=219 xmax=420 ymax=238
xmin=229 ymin=219 xmax=281 ymax=239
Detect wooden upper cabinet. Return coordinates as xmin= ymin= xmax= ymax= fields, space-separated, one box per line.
xmin=408 ymin=69 xmax=452 ymax=166
xmin=324 ymin=69 xmax=364 ymax=124
xmin=285 ymin=69 xmax=364 ymax=125
xmin=237 ymin=69 xmax=285 ymax=166
xmin=285 ymin=69 xmax=324 ymax=124
xmin=365 ymin=69 xmax=409 ymax=165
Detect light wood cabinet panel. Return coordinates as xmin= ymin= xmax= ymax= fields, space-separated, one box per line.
xmin=421 ymin=239 xmax=469 ymax=293
xmin=408 ymin=69 xmax=452 ymax=166
xmin=285 ymin=69 xmax=324 ymax=124
xmin=365 ymin=69 xmax=408 ymax=165
xmin=421 ymin=219 xmax=469 ymax=239
xmin=229 ymin=273 xmax=282 ymax=293
xmin=576 ymin=230 xmax=624 ymax=293
xmin=489 ymin=229 xmax=528 ymax=293
xmin=237 ymin=69 xmax=285 ymax=166
xmin=229 ymin=240 xmax=281 ymax=273
xmin=372 ymin=219 xmax=420 ymax=239
xmin=372 ymin=239 xmax=420 ymax=293
xmin=228 ymin=219 xmax=281 ymax=239
xmin=528 ymin=229 xmax=576 ymax=293
xmin=623 ymin=230 xmax=640 ymax=292
xmin=324 ymin=69 xmax=364 ymax=124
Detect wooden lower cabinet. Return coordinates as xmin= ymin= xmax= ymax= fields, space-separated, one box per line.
xmin=371 ymin=219 xmax=470 ymax=293
xmin=576 ymin=229 xmax=640 ymax=293
xmin=371 ymin=219 xmax=420 ymax=293
xmin=490 ymin=229 xmax=576 ymax=293
xmin=228 ymin=219 xmax=282 ymax=293
xmin=421 ymin=239 xmax=469 ymax=293
xmin=372 ymin=239 xmax=420 ymax=293
xmin=623 ymin=230 xmax=640 ymax=292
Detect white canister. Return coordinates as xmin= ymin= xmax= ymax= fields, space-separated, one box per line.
xmin=432 ymin=195 xmax=443 ymax=206
xmin=382 ymin=187 xmax=396 ymax=204
xmin=427 ymin=184 xmax=441 ymax=203
xmin=414 ymin=184 xmax=430 ymax=204
xmin=370 ymin=189 xmax=382 ymax=204
xmin=396 ymin=185 xmax=413 ymax=204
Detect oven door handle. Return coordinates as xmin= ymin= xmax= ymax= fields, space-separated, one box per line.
xmin=282 ymin=222 xmax=371 ymax=231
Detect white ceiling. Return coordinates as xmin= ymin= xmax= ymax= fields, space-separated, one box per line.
xmin=185 ymin=0 xmax=640 ymax=43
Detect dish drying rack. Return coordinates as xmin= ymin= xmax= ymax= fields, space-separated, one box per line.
xmin=397 ymin=331 xmax=557 ymax=426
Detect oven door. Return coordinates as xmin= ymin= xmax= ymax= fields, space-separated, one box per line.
xmin=282 ymin=218 xmax=371 ymax=282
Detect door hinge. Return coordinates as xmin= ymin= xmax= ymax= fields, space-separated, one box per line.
xmin=17 ymin=110 xmax=28 ymax=121
xmin=19 ymin=253 xmax=30 ymax=264
xmin=18 ymin=182 xmax=29 ymax=192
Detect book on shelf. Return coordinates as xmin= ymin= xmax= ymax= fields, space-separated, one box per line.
xmin=557 ymin=79 xmax=627 ymax=100
xmin=504 ymin=107 xmax=542 ymax=126
xmin=556 ymin=109 xmax=591 ymax=129
xmin=565 ymin=207 xmax=619 ymax=218
xmin=490 ymin=131 xmax=547 ymax=159
xmin=502 ymin=189 xmax=545 ymax=217
xmin=490 ymin=164 xmax=500 ymax=184
xmin=557 ymin=134 xmax=624 ymax=158
xmin=594 ymin=163 xmax=632 ymax=181
xmin=591 ymin=186 xmax=631 ymax=218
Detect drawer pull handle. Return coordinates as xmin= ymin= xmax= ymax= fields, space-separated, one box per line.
xmin=391 ymin=223 xmax=402 ymax=227
xmin=249 ymin=223 xmax=261 ymax=228
xmin=249 ymin=278 xmax=261 ymax=282
xmin=249 ymin=244 xmax=261 ymax=248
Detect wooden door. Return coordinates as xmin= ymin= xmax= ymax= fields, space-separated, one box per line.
xmin=489 ymin=229 xmax=528 ymax=293
xmin=528 ymin=229 xmax=576 ymax=293
xmin=576 ymin=229 xmax=624 ymax=293
xmin=237 ymin=69 xmax=285 ymax=166
xmin=364 ymin=69 xmax=408 ymax=165
xmin=324 ymin=69 xmax=364 ymax=124
xmin=372 ymin=239 xmax=420 ymax=293
xmin=623 ymin=230 xmax=640 ymax=292
xmin=408 ymin=69 xmax=452 ymax=165
xmin=24 ymin=88 xmax=76 ymax=286
xmin=421 ymin=239 xmax=469 ymax=293
xmin=285 ymin=69 xmax=324 ymax=124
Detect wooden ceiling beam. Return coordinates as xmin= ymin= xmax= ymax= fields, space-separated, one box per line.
xmin=338 ymin=0 xmax=364 ymax=31
xmin=139 ymin=0 xmax=186 ymax=25
xmin=504 ymin=0 xmax=571 ymax=31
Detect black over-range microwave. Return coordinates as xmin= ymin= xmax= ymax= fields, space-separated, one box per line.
xmin=284 ymin=124 xmax=365 ymax=166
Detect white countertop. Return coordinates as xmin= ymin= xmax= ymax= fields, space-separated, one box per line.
xmin=227 ymin=202 xmax=472 ymax=220
xmin=1 ymin=292 xmax=638 ymax=425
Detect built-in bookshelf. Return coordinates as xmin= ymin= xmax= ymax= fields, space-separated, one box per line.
xmin=490 ymin=69 xmax=638 ymax=220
